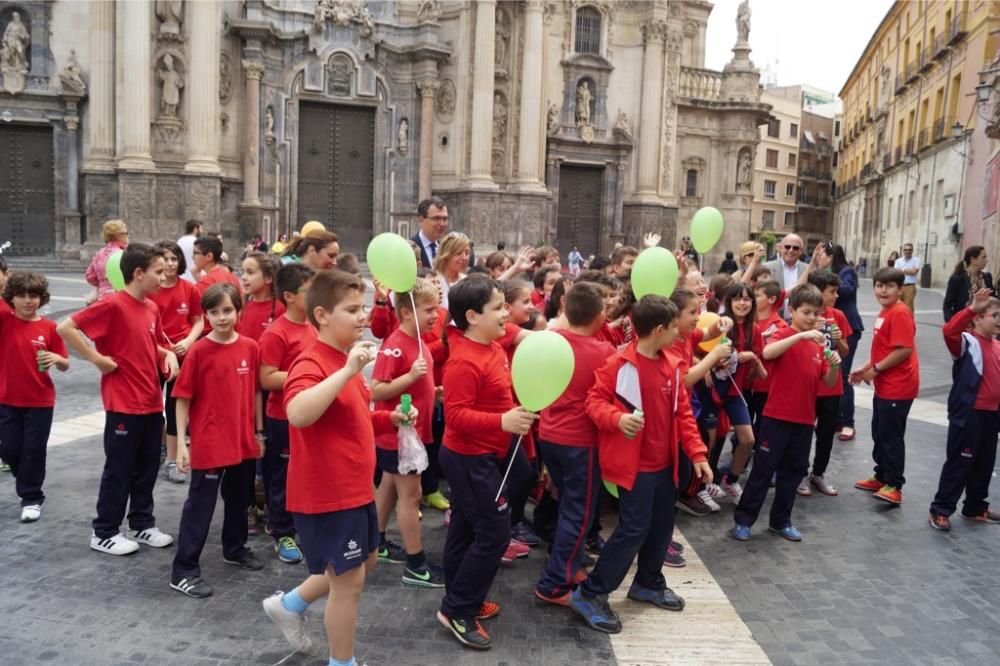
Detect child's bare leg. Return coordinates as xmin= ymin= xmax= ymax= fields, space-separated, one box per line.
xmin=395 ymin=473 xmax=423 ymax=554
xmin=165 ymin=433 xmax=178 ymax=462
xmin=325 ymin=557 xmax=370 ymax=661
xmin=296 ymin=573 xmax=331 ymax=604
xmin=375 ymin=476 xmax=398 ymax=532
xmin=729 ymin=425 xmax=756 ymax=476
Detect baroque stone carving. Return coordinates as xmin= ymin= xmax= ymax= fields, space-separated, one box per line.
xmin=1 ymin=10 xmax=30 ymax=95
xmin=576 ymin=81 xmax=593 ymax=125
xmin=243 ymin=58 xmax=265 ymax=81
xmin=492 ymin=92 xmax=507 ymax=144
xmin=327 ymin=53 xmax=353 ymax=96
xmin=220 ymin=111 xmax=230 ymax=134
xmin=736 ymin=0 xmax=751 ymax=44
xmin=641 ymin=21 xmax=668 ymax=44
xmin=614 ymin=110 xmax=631 ymax=136
xmin=155 ymin=1 xmax=184 ymax=37
xmin=547 ymin=102 xmax=559 ymax=132
xmin=416 ymin=0 xmax=441 ymax=23
xmin=313 ymin=0 xmax=376 ymax=38
xmin=219 ymin=52 xmax=234 ymax=104
xmin=264 ymin=106 xmax=275 ymax=145
xmin=495 ymin=8 xmax=509 ymax=72
xmin=435 ymin=79 xmax=455 ymax=121
xmin=737 ymin=148 xmax=753 ymax=189
xmin=158 ymin=54 xmax=184 ymax=117
xmin=60 ymin=50 xmax=86 ymax=96
xmin=398 ymin=118 xmax=409 ymax=154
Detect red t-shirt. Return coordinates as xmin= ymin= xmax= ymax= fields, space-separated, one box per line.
xmin=238 ymin=298 xmax=285 ymax=341
xmin=871 ymin=302 xmax=919 ymax=400
xmin=372 ymin=327 xmax=435 ymax=447
xmin=974 ymin=332 xmax=1000 ymax=410
xmin=751 ymin=311 xmax=788 ymax=393
xmin=530 ymin=289 xmax=546 ymax=310
xmin=728 ymin=320 xmax=764 ymax=394
xmin=442 ymin=334 xmax=515 ymax=457
xmin=539 ymin=330 xmax=615 ymax=447
xmin=636 ymin=352 xmax=681 ymax=471
xmin=816 ymin=307 xmax=854 ymax=397
xmin=284 ymin=340 xmax=394 ymax=513
xmin=0 ymin=300 xmax=10 ymax=315
xmin=596 ymin=322 xmax=626 ymax=347
xmin=196 ymin=267 xmax=243 ymax=334
xmin=259 ymin=315 xmax=318 ymax=420
xmin=148 ymin=280 xmax=202 ymax=343
xmin=497 ymin=321 xmax=522 ymax=365
xmin=0 ymin=310 xmax=67 ymax=407
xmin=762 ymin=327 xmax=830 ymax=425
xmin=171 ymin=335 xmax=260 ymax=469
xmin=71 ymin=291 xmax=167 ymax=414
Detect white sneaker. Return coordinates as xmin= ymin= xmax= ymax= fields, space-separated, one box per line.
xmin=705 ymin=483 xmax=726 ymax=500
xmin=164 ymin=461 xmax=187 ymax=484
xmin=696 ymin=489 xmax=722 ymax=512
xmin=796 ymin=476 xmax=813 ymax=496
xmin=263 ymin=592 xmax=314 ymax=653
xmin=20 ymin=505 xmax=41 ymax=523
xmin=722 ymin=478 xmax=744 ymax=503
xmin=809 ymin=475 xmax=839 ymax=496
xmin=90 ymin=532 xmax=140 ymax=556
xmin=130 ymin=527 xmax=174 ymax=548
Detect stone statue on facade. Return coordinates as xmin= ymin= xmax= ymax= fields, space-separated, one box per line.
xmin=416 ymin=0 xmax=441 ymax=24
xmin=614 ymin=110 xmax=631 ymax=137
xmin=155 ymin=0 xmax=184 ymax=36
xmin=493 ymin=93 xmax=507 ymax=144
xmin=59 ymin=49 xmax=86 ymax=96
xmin=736 ymin=0 xmax=751 ymax=44
xmin=1 ymin=11 xmax=30 ymax=94
xmin=738 ymin=151 xmax=753 ymax=188
xmin=547 ymin=103 xmax=559 ymax=132
xmin=495 ymin=9 xmax=509 ymax=69
xmin=435 ymin=79 xmax=456 ymax=120
xmin=312 ymin=0 xmax=376 ymax=38
xmin=158 ymin=54 xmax=184 ymax=117
xmin=575 ymin=81 xmax=592 ymax=125
xmin=398 ymin=118 xmax=409 ymax=154
xmin=264 ymin=105 xmax=275 ymax=145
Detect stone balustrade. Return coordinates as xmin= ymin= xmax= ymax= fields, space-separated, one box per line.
xmin=679 ymin=67 xmax=723 ymax=101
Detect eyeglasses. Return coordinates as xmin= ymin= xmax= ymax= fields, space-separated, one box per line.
xmin=783 ymin=244 xmax=802 ymax=250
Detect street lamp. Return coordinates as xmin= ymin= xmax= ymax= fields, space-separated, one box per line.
xmin=976 ymin=80 xmax=994 ymax=104
xmin=951 ymin=122 xmax=964 ymax=140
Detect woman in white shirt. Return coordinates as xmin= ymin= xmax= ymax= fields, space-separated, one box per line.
xmin=434 ymin=233 xmax=471 ymax=310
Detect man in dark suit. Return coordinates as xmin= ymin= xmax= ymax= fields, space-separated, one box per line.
xmin=411 ymin=196 xmax=449 ymax=269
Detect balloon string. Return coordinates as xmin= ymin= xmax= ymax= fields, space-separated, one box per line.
xmin=409 ymin=291 xmax=424 ymax=358
xmin=722 ymin=365 xmax=749 ymax=408
xmin=495 ymin=434 xmax=523 ymax=503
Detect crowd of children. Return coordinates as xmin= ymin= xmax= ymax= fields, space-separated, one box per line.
xmin=2 ymin=204 xmax=998 ymax=666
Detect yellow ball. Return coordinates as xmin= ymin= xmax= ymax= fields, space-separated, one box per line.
xmin=300 ymin=220 xmax=326 ymax=238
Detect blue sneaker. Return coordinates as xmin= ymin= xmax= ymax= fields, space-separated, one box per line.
xmin=569 ymin=589 xmax=622 ymax=634
xmin=626 ymin=584 xmax=685 ymax=611
xmin=511 ymin=521 xmax=540 ymax=547
xmin=731 ymin=524 xmax=752 ymax=541
xmin=769 ymin=524 xmax=802 ymax=541
xmin=274 ymin=536 xmax=303 ymax=563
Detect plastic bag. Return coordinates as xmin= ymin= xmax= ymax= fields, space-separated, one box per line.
xmin=397 ymin=425 xmax=428 ymax=474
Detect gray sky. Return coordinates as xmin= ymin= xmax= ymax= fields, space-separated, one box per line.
xmin=705 ymin=0 xmax=896 ymax=96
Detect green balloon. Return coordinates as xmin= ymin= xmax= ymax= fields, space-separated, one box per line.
xmin=690 ymin=206 xmax=724 ymax=254
xmin=511 ymin=330 xmax=574 ymax=412
xmin=602 ymin=480 xmax=619 ymax=499
xmin=366 ymin=233 xmax=417 ymax=293
xmin=105 ymin=250 xmax=125 ymax=291
xmin=630 ymin=246 xmax=678 ymax=299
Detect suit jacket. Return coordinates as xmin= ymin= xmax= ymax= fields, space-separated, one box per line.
xmin=410 ymin=232 xmax=434 ymax=270
xmin=762 ymin=259 xmax=810 ymax=289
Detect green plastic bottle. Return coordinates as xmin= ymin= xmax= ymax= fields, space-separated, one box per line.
xmin=824 ymin=349 xmax=840 ymax=368
xmin=400 ymin=393 xmax=412 ymax=424
xmin=624 ymin=408 xmax=644 ymax=440
xmin=36 ymin=350 xmax=46 ymax=373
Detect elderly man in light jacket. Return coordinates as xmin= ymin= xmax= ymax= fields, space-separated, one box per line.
xmin=763 ymin=234 xmax=811 ymax=318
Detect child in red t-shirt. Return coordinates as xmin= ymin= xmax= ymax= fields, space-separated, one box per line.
xmin=733 ymin=285 xmax=839 ymax=542
xmin=0 ymin=271 xmax=69 ymax=522
xmin=437 ymin=277 xmax=536 ymax=650
xmin=530 ymin=265 xmax=561 ymax=310
xmin=258 ymin=263 xmax=316 ymax=565
xmin=238 ymin=252 xmax=284 ymax=341
xmin=850 ymin=267 xmax=920 ymax=505
xmin=535 ymin=282 xmax=614 ymax=605
xmin=371 ymin=279 xmax=443 ymax=586
xmin=262 ymin=270 xmax=409 ymax=663
xmin=194 ymin=236 xmax=241 ymax=335
xmin=571 ymin=295 xmax=710 ymax=635
xmin=149 ymin=241 xmax=204 ymax=484
xmin=58 ymin=243 xmax=180 ymax=556
xmin=749 ymin=280 xmax=787 ymax=434
xmin=799 ymin=272 xmax=853 ymax=498
xmin=170 ymin=283 xmax=264 ymax=598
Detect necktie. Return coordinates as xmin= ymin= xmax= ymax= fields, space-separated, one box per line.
xmin=429 ymin=241 xmax=438 ymax=260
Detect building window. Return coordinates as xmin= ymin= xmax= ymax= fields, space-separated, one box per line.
xmin=766 ymin=149 xmax=778 ymax=168
xmin=685 ymin=169 xmax=698 ymax=197
xmin=767 ymin=119 xmax=781 ymax=137
xmin=835 ymin=120 xmax=841 ymax=136
xmin=763 ymin=180 xmax=776 ymax=199
xmin=574 ymin=7 xmax=602 ymax=54
xmin=784 ymin=211 xmax=795 ymax=228
xmin=790 ymin=123 xmax=799 ymax=138
xmin=762 ymin=210 xmax=775 ymax=230
xmin=788 ymin=153 xmax=797 ymax=168
xmin=786 ymin=182 xmax=795 ymax=197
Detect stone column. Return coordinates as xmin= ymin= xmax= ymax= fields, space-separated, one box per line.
xmin=636 ymin=22 xmax=667 ymax=195
xmin=516 ymin=0 xmax=545 ymax=188
xmin=118 ymin=0 xmax=155 ymax=170
xmin=417 ymin=79 xmax=439 ymax=201
xmin=185 ymin=0 xmax=221 ymax=174
xmin=84 ymin=0 xmax=114 ymax=171
xmin=468 ymin=0 xmax=496 ymax=186
xmin=65 ymin=116 xmax=80 ymax=212
xmin=241 ymin=59 xmax=264 ymax=206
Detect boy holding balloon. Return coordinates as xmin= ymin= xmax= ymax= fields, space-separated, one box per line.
xmin=572 ymin=295 xmax=711 ymax=634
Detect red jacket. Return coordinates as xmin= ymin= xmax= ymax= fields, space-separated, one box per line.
xmin=586 ymin=342 xmax=707 ymax=491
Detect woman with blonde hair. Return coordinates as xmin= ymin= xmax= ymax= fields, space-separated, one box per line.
xmin=433 ymin=232 xmax=471 ymax=309
xmin=84 ymin=219 xmax=130 ymax=303
xmin=738 ymin=240 xmax=766 ymax=283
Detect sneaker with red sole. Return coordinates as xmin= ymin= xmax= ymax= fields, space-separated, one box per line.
xmin=961 ymin=508 xmax=1000 ymax=523
xmin=437 ymin=611 xmax=492 ymax=649
xmin=572 ymin=568 xmax=587 ymax=584
xmin=928 ymin=512 xmax=951 ymax=531
xmin=854 ymin=476 xmax=884 ymax=492
xmin=534 ymin=588 xmax=571 ymax=607
xmin=873 ymin=485 xmax=902 ymax=505
xmin=501 ymin=540 xmax=530 ymax=563
xmin=477 ymin=600 xmax=501 ymax=619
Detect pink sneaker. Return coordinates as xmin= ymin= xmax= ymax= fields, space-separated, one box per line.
xmin=501 ymin=540 xmax=530 ymax=563
xmin=444 ymin=508 xmax=451 ymax=528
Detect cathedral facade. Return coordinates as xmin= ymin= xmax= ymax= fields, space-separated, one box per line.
xmin=0 ymin=0 xmax=768 ymax=265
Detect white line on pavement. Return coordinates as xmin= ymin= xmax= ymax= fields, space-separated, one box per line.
xmin=852 ymin=386 xmax=949 ymax=427
xmin=44 ymin=276 xmax=89 ymax=284
xmin=48 ymin=410 xmax=105 ymax=447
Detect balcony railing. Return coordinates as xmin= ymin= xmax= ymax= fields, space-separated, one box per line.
xmin=895 ymin=73 xmax=907 ymax=94
xmin=933 ymin=116 xmax=956 ymax=143
xmin=861 ymin=162 xmax=873 ymax=181
xmin=917 ymin=127 xmax=930 ymax=151
xmin=678 ymin=67 xmax=722 ymax=101
xmin=906 ymin=60 xmax=919 ymax=83
xmin=932 ymin=34 xmax=949 ymax=60
xmin=919 ymin=47 xmax=933 ymax=72
xmin=800 ymin=138 xmax=815 ymax=153
xmin=883 ymin=153 xmax=892 ymax=171
xmin=817 ymin=171 xmax=832 ymax=182
xmin=905 ymin=137 xmax=915 ymax=156
xmin=948 ymin=11 xmax=968 ymax=44
xmin=818 ymin=143 xmax=832 ymax=158
xmin=894 ymin=146 xmax=902 ymax=164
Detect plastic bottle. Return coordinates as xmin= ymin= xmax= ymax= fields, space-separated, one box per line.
xmin=37 ymin=350 xmax=46 ymax=373
xmin=824 ymin=349 xmax=840 ymax=368
xmin=400 ymin=393 xmax=412 ymax=424
xmin=624 ymin=408 xmax=644 ymax=440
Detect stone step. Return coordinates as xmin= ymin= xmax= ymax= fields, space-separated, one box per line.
xmin=3 ymin=256 xmax=89 ymax=273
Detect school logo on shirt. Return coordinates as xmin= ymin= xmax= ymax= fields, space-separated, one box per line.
xmin=381 ymin=348 xmax=403 ymax=358
xmin=759 ymin=439 xmax=770 ymax=453
xmin=114 ymin=423 xmax=128 ymax=436
xmin=237 ymin=359 xmax=250 ymax=376
xmin=496 ymin=495 xmax=509 ymax=513
xmin=30 ymin=335 xmax=46 ymax=351
xmin=961 ymin=448 xmax=974 ymax=458
xmin=344 ymin=539 xmax=362 ymax=560
xmin=177 ymin=303 xmax=189 ymax=316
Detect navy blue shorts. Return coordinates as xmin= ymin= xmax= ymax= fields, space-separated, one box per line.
xmin=292 ymin=502 xmax=378 ymax=575
xmin=375 ymin=447 xmax=420 ymax=476
xmin=696 ymin=381 xmax=751 ymax=428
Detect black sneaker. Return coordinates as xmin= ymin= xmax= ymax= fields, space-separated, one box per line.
xmin=579 ymin=552 xmax=596 ymax=568
xmin=223 ymin=548 xmax=263 ymax=570
xmin=585 ymin=535 xmax=606 ymax=555
xmin=402 ymin=562 xmax=446 ymax=588
xmin=377 ymin=539 xmax=407 ymax=564
xmin=436 ymin=610 xmax=492 ymax=649
xmin=170 ymin=576 xmax=213 ymax=599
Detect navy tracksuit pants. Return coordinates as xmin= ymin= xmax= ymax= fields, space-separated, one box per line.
xmin=871 ymin=396 xmax=912 ymax=489
xmin=263 ymin=417 xmax=295 ymax=538
xmin=536 ymin=440 xmax=600 ymax=597
xmin=0 ymin=405 xmax=53 ymax=506
xmin=931 ymin=410 xmax=999 ymax=518
xmin=172 ymin=459 xmax=255 ymax=579
xmin=93 ymin=412 xmax=163 ymax=539
xmin=580 ymin=466 xmax=675 ymax=598
xmin=735 ymin=417 xmax=811 ymax=529
xmin=439 ymin=446 xmax=510 ymax=622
